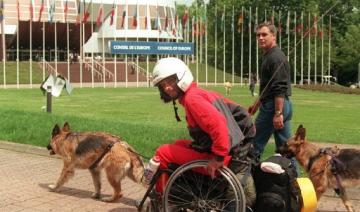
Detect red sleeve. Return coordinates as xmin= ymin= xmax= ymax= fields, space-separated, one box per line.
xmin=185 ymin=95 xmax=230 ymax=157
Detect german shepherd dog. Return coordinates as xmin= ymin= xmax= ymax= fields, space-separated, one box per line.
xmin=47 ymin=122 xmax=145 ymax=202
xmin=278 ymin=125 xmax=360 ymax=212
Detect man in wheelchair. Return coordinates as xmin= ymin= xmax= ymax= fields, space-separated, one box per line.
xmin=147 ymin=57 xmax=257 ymax=211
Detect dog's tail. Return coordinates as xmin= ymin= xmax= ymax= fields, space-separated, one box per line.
xmin=123 ymin=144 xmax=145 ymax=183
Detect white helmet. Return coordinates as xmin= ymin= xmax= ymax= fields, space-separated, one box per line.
xmin=152 ymin=57 xmax=194 ymax=92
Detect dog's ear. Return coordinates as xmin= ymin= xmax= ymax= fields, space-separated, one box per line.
xmin=52 ymin=124 xmax=61 ymax=137
xmin=295 ymin=124 xmax=306 ymax=141
xmin=62 ymin=122 xmax=70 ymax=132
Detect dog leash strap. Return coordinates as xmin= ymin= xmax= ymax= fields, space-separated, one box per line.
xmin=89 ymin=143 xmax=114 ymax=170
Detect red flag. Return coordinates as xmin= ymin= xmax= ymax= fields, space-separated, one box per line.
xmin=76 ymin=0 xmax=81 ymax=24
xmin=132 ymin=5 xmax=138 ymax=27
xmin=237 ymin=11 xmax=244 ymax=33
xmin=121 ymin=10 xmax=126 ymax=28
xmin=182 ymin=9 xmax=189 ymax=27
xmin=29 ymin=0 xmax=33 ymax=21
xmin=109 ymin=4 xmax=115 ymax=26
xmin=64 ymin=1 xmax=69 ymax=22
xmin=82 ymin=1 xmax=90 ymax=23
xmin=38 ymin=0 xmax=45 ymax=22
xmin=312 ymin=15 xmax=318 ymax=36
xmin=96 ymin=5 xmax=103 ymax=27
xmin=295 ymin=23 xmax=303 ymax=34
xmin=165 ymin=15 xmax=168 ymax=30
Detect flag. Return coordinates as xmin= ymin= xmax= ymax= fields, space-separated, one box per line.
xmin=96 ymin=4 xmax=103 ymax=27
xmin=182 ymin=9 xmax=189 ymax=27
xmin=295 ymin=23 xmax=303 ymax=34
xmin=109 ymin=3 xmax=115 ymax=26
xmin=64 ymin=0 xmax=69 ymax=22
xmin=164 ymin=15 xmax=168 ymax=30
xmin=220 ymin=11 xmax=225 ymax=32
xmin=0 ymin=0 xmax=4 ymax=22
xmin=278 ymin=17 xmax=282 ymax=33
xmin=286 ymin=12 xmax=290 ymax=34
xmin=29 ymin=0 xmax=34 ymax=21
xmin=76 ymin=0 xmax=81 ymax=24
xmin=173 ymin=14 xmax=178 ymax=36
xmin=38 ymin=0 xmax=45 ymax=22
xmin=82 ymin=1 xmax=91 ymax=23
xmin=48 ymin=0 xmax=55 ymax=23
xmin=132 ymin=4 xmax=137 ymax=27
xmin=153 ymin=7 xmax=161 ymax=31
xmin=312 ymin=15 xmax=318 ymax=36
xmin=121 ymin=9 xmax=126 ymax=28
xmin=237 ymin=11 xmax=243 ymax=33
xmin=144 ymin=5 xmax=147 ymax=29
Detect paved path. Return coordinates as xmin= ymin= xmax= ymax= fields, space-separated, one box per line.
xmin=0 ymin=141 xmax=359 ymax=212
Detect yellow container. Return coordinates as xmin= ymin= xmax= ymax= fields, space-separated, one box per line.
xmin=296 ymin=178 xmax=318 ymax=212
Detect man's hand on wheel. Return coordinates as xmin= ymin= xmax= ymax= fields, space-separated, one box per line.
xmin=207 ymin=157 xmax=224 ymax=179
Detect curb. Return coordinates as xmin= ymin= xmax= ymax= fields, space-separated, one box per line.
xmin=0 ymin=140 xmax=60 ymax=159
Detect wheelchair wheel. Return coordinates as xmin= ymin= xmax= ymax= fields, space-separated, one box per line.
xmin=162 ymin=160 xmax=246 ymax=212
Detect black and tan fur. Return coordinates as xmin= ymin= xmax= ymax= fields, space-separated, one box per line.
xmin=278 ymin=125 xmax=360 ymax=212
xmin=47 ymin=122 xmax=144 ymax=202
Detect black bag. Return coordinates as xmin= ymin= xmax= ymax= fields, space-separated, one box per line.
xmin=252 ymin=155 xmax=301 ymax=212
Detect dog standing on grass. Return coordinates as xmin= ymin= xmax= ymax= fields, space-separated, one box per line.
xmin=47 ymin=122 xmax=144 ymax=202
xmin=278 ymin=125 xmax=360 ymax=212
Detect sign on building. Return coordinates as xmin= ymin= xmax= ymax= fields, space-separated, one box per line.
xmin=110 ymin=41 xmax=194 ymax=55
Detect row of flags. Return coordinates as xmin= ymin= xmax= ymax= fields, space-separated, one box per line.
xmin=0 ymin=2 xmax=327 ymax=39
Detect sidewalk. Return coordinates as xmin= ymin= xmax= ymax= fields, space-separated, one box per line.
xmin=0 ymin=141 xmax=359 ymax=212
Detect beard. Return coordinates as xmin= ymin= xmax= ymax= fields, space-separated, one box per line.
xmin=160 ymin=91 xmax=174 ymax=103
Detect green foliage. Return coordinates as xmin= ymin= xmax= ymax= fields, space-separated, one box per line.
xmin=183 ymin=0 xmax=360 ymax=84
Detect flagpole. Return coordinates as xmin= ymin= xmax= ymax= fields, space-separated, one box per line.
xmin=55 ymin=21 xmax=58 ymax=76
xmin=196 ymin=2 xmax=198 ymax=84
xmin=231 ymin=6 xmax=234 ymax=85
xmin=321 ymin=16 xmax=324 ymax=84
xmin=287 ymin=11 xmax=290 ymax=62
xmin=248 ymin=6 xmax=252 ymax=86
xmin=146 ymin=2 xmax=149 ymax=87
xmin=101 ymin=1 xmax=105 ymax=88
xmin=300 ymin=11 xmax=303 ymax=85
xmin=125 ymin=0 xmax=128 ymax=88
xmin=240 ymin=6 xmax=243 ymax=85
xmin=328 ymin=15 xmax=331 ymax=84
xmin=307 ymin=12 xmax=310 ymax=84
xmin=80 ymin=15 xmax=83 ymax=88
xmin=205 ymin=2 xmax=208 ymax=86
xmin=91 ymin=1 xmax=94 ymax=88
xmin=114 ymin=3 xmax=117 ymax=88
xmin=136 ymin=2 xmax=139 ymax=87
xmin=30 ymin=17 xmax=33 ymax=88
xmin=199 ymin=3 xmax=202 ymax=65
xmin=17 ymin=6 xmax=20 ymax=88
xmin=222 ymin=4 xmax=225 ymax=84
xmin=1 ymin=3 xmax=5 ymax=88
xmin=255 ymin=7 xmax=259 ymax=83
xmin=67 ymin=21 xmax=70 ymax=82
xmin=294 ymin=11 xmax=297 ymax=84
xmin=314 ymin=14 xmax=317 ymax=84
xmin=214 ymin=4 xmax=217 ymax=86
xmin=42 ymin=18 xmax=46 ymax=81
xmin=279 ymin=11 xmax=281 ymax=49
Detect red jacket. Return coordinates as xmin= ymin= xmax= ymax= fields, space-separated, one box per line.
xmin=179 ymin=83 xmax=253 ymax=157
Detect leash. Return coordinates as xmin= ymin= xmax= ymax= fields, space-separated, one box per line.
xmin=125 ymin=147 xmax=151 ymax=160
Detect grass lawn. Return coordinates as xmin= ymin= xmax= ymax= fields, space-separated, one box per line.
xmin=0 ymin=85 xmax=359 ymax=160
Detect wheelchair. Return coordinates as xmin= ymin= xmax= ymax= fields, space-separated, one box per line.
xmin=137 ymin=159 xmax=247 ymax=212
